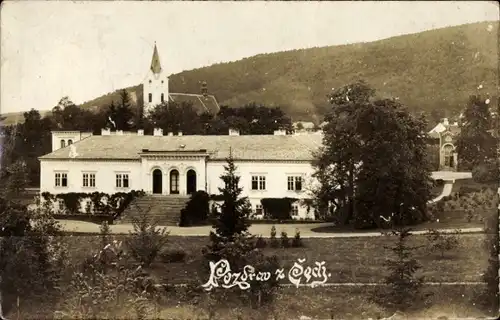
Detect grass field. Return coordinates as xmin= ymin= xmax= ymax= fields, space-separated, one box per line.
xmin=16 ymin=284 xmax=493 ymax=319
xmin=6 ymin=231 xmax=495 ymax=319
xmin=64 ymin=233 xmax=489 ymax=285
xmin=15 ymin=233 xmax=493 ymax=319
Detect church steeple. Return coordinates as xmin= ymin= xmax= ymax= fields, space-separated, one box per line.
xmin=150 ymin=42 xmax=162 ymax=74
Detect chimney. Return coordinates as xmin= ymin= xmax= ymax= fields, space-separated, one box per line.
xmin=168 ymin=132 xmax=173 ymax=136
xmin=229 ymin=128 xmax=240 ymax=136
xmin=137 ymin=129 xmax=144 ymax=136
xmin=443 ymin=118 xmax=449 ymax=126
xmin=273 ymin=129 xmax=287 ymax=136
xmin=101 ymin=128 xmax=111 ymax=136
xmin=178 ymin=131 xmax=183 ymax=136
xmin=153 ymin=128 xmax=163 ymax=136
xmin=116 ymin=130 xmax=123 ymax=135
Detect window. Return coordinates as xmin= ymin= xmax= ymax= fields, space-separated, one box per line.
xmin=116 ymin=173 xmax=130 ymax=188
xmin=60 ymin=140 xmax=66 ymax=148
xmin=58 ymin=199 xmax=65 ymax=211
xmin=148 ymin=93 xmax=152 ymax=103
xmin=149 ymin=80 xmax=152 ymax=84
xmin=83 ymin=173 xmax=96 ymax=187
xmin=287 ymin=176 xmax=303 ymax=191
xmin=291 ymin=204 xmax=299 ymax=216
xmin=251 ymin=176 xmax=266 ymax=190
xmin=161 ymin=93 xmax=164 ymax=102
xmin=68 ymin=139 xmax=73 ymax=145
xmin=85 ymin=200 xmax=92 ymax=213
xmin=255 ymin=204 xmax=263 ymax=215
xmin=55 ymin=173 xmax=68 ymax=187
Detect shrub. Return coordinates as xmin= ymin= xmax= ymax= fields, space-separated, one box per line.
xmin=472 ymin=160 xmax=499 ymax=184
xmin=425 ymin=228 xmax=459 ymax=258
xmin=160 ymin=249 xmax=187 ymax=263
xmin=124 ymin=204 xmax=169 ymax=267
xmin=260 ymin=198 xmax=298 ymax=220
xmin=269 ymin=225 xmax=279 ymax=248
xmin=255 ymin=236 xmax=267 ymax=248
xmin=55 ymin=241 xmax=160 ymax=319
xmin=0 ymin=196 xmax=68 ymax=316
xmin=291 ymin=229 xmax=304 ymax=248
xmin=100 ymin=221 xmax=111 ymax=245
xmin=202 ymin=234 xmax=281 ymax=309
xmin=280 ymin=231 xmax=290 ymax=248
xmin=180 ymin=191 xmax=210 ymax=226
xmin=481 ymin=209 xmax=499 ymax=311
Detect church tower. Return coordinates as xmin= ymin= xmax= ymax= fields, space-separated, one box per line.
xmin=143 ymin=42 xmax=169 ymax=114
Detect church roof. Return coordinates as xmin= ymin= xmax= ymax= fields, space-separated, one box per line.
xmin=169 ymin=93 xmax=220 ymax=114
xmin=39 ymin=134 xmax=323 ymax=161
xmin=150 ymin=44 xmax=162 ymax=74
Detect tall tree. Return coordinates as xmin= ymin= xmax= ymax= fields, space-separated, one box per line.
xmin=0 ymin=160 xmax=29 ymax=199
xmin=114 ymin=90 xmax=135 ymax=131
xmin=210 ymin=151 xmax=252 ymax=242
xmin=456 ymin=95 xmax=496 ymax=169
xmin=313 ymin=81 xmax=374 ymax=225
xmin=148 ymin=101 xmax=202 ymax=134
xmin=314 ymin=81 xmax=432 ymax=229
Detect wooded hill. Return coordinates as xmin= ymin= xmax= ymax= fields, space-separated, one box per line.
xmin=2 ymin=21 xmax=497 ymax=125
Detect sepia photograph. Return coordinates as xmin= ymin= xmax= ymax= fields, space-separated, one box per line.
xmin=0 ymin=1 xmax=499 ymax=319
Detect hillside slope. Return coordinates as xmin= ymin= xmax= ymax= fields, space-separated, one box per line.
xmin=2 ymin=21 xmax=497 ymax=125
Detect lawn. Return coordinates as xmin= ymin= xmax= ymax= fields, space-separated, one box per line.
xmin=8 ymin=232 xmax=494 ymax=319
xmin=17 ymin=284 xmax=493 ymax=319
xmin=63 ymin=233 xmax=489 ymax=285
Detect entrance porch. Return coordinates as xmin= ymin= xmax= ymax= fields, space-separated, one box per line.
xmin=149 ymin=167 xmax=203 ymax=196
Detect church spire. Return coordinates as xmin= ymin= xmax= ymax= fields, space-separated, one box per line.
xmin=150 ymin=42 xmax=162 ymax=74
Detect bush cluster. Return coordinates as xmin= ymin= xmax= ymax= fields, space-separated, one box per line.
xmin=41 ymin=190 xmax=145 ymax=217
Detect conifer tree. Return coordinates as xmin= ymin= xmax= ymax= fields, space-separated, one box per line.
xmin=211 ymin=149 xmax=252 ymax=242
xmin=380 ymin=227 xmax=425 ymax=311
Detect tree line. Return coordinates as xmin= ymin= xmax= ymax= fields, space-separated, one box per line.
xmin=312 ymin=80 xmax=498 ymax=227
xmin=0 ymin=90 xmax=293 ymax=187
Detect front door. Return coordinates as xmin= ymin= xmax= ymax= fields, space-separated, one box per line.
xmin=186 ymin=169 xmax=197 ymax=195
xmin=170 ymin=170 xmax=180 ymax=194
xmin=152 ymin=169 xmax=163 ymax=194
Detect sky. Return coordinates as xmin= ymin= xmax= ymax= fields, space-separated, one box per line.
xmin=1 ymin=1 xmax=498 ymax=114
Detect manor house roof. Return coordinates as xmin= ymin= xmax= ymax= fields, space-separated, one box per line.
xmin=39 ymin=134 xmax=323 ymax=161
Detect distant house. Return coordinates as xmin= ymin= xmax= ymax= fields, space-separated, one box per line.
xmin=428 ymin=118 xmax=460 ymax=171
xmin=142 ymin=43 xmax=220 ymax=115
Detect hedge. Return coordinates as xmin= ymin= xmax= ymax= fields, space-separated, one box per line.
xmin=41 ymin=190 xmax=145 ymax=218
xmin=260 ymin=197 xmax=299 ymax=220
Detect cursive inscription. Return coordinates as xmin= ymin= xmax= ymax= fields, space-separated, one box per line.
xmin=202 ymin=258 xmax=331 ymax=291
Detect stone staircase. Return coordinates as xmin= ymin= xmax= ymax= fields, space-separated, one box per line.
xmin=118 ymin=195 xmax=189 ymax=226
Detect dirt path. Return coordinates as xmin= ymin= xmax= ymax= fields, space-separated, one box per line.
xmin=57 ymin=219 xmax=482 ymax=238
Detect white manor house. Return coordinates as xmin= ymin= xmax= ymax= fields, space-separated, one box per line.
xmin=35 ymin=44 xmax=454 ymax=223
xmin=39 ymin=128 xmax=323 ymax=220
